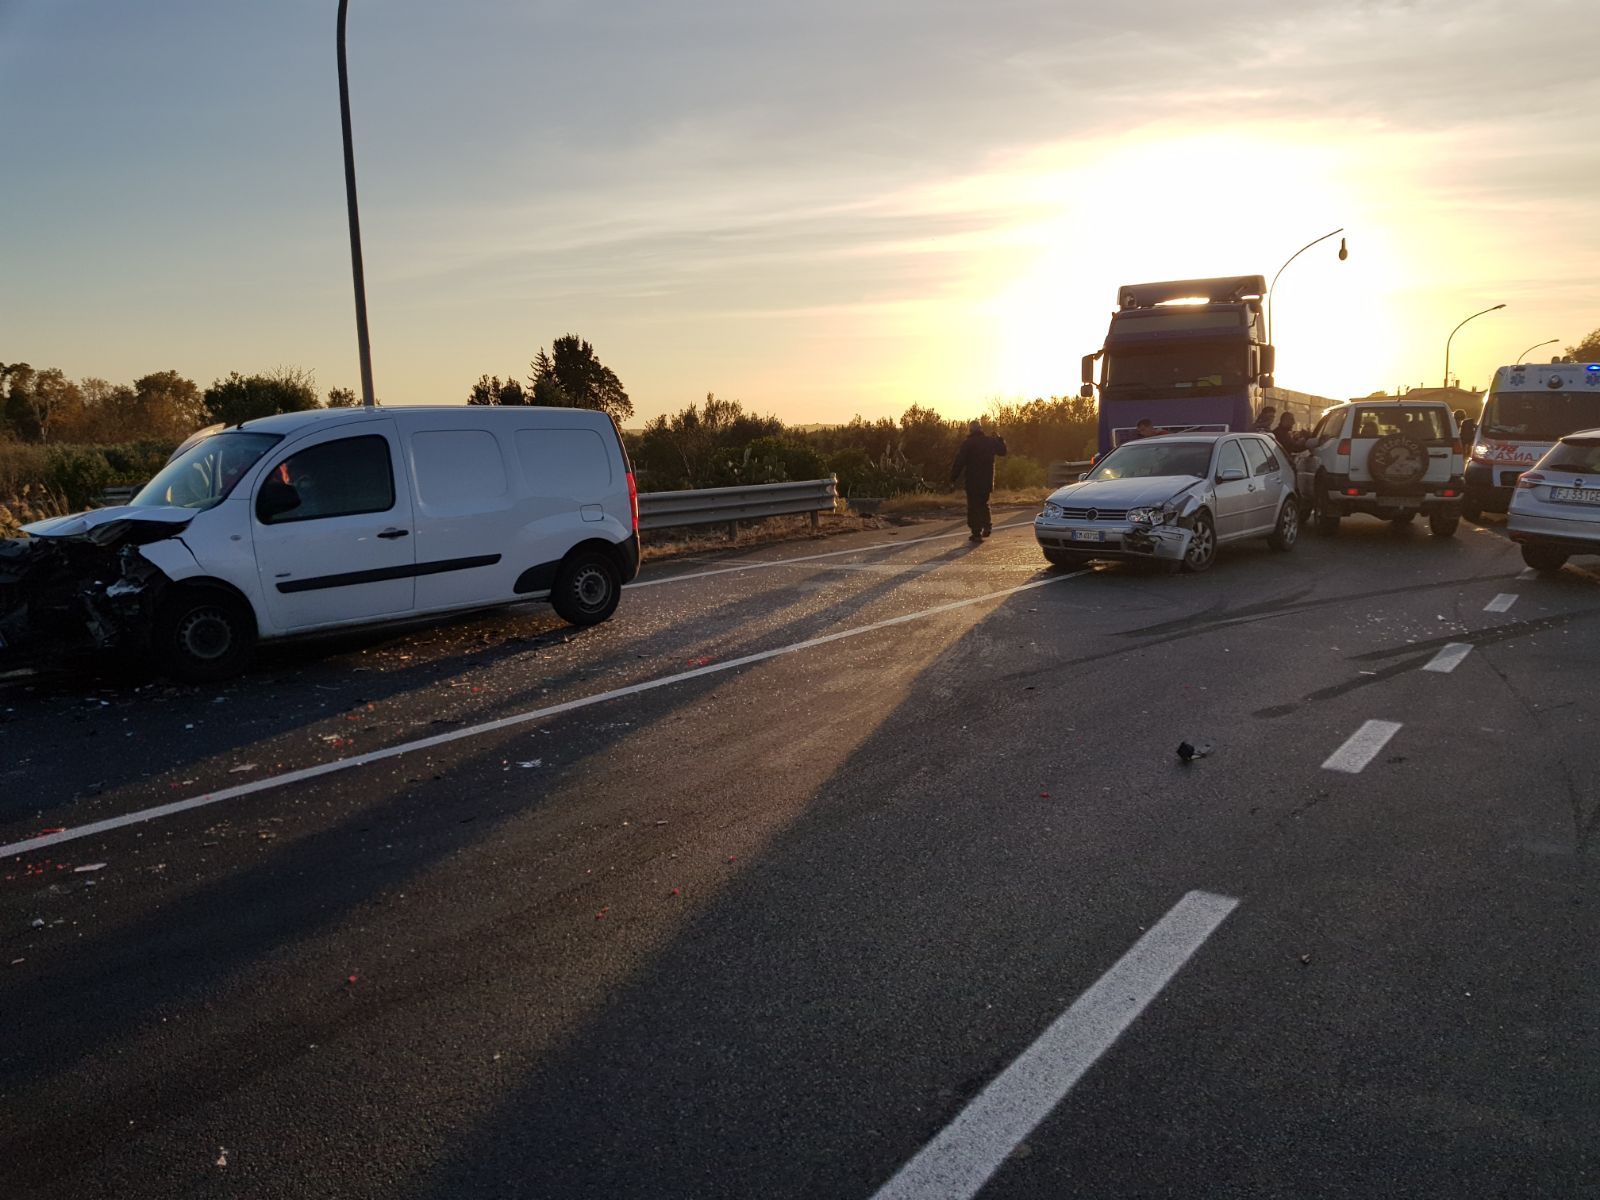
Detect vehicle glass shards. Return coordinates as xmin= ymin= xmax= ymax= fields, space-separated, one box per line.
xmin=1089 ymin=442 xmax=1213 ymax=481
xmin=1350 ymin=407 xmax=1450 ymax=440
xmin=1485 ymin=392 xmax=1600 ymax=441
xmin=133 ymin=430 xmax=282 ymax=511
xmin=1542 ymin=438 xmax=1600 ymax=475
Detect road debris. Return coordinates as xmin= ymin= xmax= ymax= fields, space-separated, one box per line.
xmin=73 ymin=862 xmax=106 ymax=873
xmin=215 ymin=1148 xmax=228 ymax=1169
xmin=1176 ymin=741 xmax=1211 ymax=764
xmin=227 ymin=763 xmax=258 ymax=774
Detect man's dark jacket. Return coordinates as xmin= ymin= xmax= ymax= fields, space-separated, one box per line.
xmin=950 ymin=432 xmax=1008 ymax=495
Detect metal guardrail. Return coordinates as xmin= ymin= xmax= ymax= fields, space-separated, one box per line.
xmin=638 ymin=476 xmax=839 ymax=539
xmin=1047 ymin=461 xmax=1093 ymax=487
xmin=98 ymin=486 xmax=138 ymax=506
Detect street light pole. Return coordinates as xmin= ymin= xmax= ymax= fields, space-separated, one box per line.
xmin=1443 ymin=304 xmax=1505 ymax=389
xmin=1515 ymin=338 xmax=1558 ymax=365
xmin=1267 ymin=228 xmax=1347 ymax=349
xmin=337 ymin=0 xmax=376 ymax=408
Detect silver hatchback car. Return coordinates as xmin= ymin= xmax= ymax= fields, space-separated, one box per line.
xmin=1033 ymin=433 xmax=1299 ymax=573
xmin=1507 ymin=429 xmax=1600 ymax=572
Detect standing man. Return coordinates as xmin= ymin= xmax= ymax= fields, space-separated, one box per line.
xmin=950 ymin=419 xmax=1008 ymax=541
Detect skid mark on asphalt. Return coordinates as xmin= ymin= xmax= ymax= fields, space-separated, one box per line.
xmin=0 ymin=567 xmax=1092 ymax=859
xmin=869 ymin=890 xmax=1239 ymax=1200
xmin=1322 ymin=720 xmax=1403 ymax=773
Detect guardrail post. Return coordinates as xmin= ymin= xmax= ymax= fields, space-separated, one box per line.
xmin=727 ymin=520 xmax=738 ymax=541
xmin=810 ymin=509 xmax=819 ymax=530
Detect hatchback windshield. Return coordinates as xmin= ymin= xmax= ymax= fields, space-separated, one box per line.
xmin=1541 ymin=437 xmax=1600 ymax=475
xmin=132 ymin=431 xmax=282 ymax=511
xmin=1088 ymin=441 xmax=1213 ymax=481
xmin=1484 ymin=391 xmax=1600 ymax=441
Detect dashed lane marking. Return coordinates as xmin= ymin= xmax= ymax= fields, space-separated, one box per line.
xmin=1517 ymin=568 xmax=1538 ymax=580
xmin=869 ymin=890 xmax=1239 ymax=1200
xmin=1485 ymin=593 xmax=1519 ymax=613
xmin=1421 ymin=643 xmax=1474 ymax=674
xmin=1321 ymin=720 xmax=1403 ymax=773
xmin=0 ymin=565 xmax=1091 ymax=860
xmin=626 ymin=520 xmax=1034 ymax=589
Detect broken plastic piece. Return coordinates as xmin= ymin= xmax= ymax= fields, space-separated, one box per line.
xmin=1176 ymin=741 xmax=1211 ymax=763
xmin=73 ymin=862 xmax=106 ymax=873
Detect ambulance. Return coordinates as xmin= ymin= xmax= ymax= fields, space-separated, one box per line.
xmin=1464 ymin=360 xmax=1600 ymax=520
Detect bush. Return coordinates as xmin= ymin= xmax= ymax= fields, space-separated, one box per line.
xmin=994 ymin=455 xmax=1046 ymax=489
xmin=827 ymin=446 xmax=927 ymax=497
xmin=44 ymin=445 xmax=114 ymax=509
xmin=99 ymin=440 xmax=176 ymax=484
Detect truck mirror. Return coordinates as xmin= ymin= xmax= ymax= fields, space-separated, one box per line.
xmin=1079 ymin=383 xmax=1094 ymax=399
xmin=1259 ymin=374 xmax=1274 ymax=389
xmin=1081 ymin=353 xmax=1098 ymax=386
xmin=1259 ymin=345 xmax=1276 ymax=376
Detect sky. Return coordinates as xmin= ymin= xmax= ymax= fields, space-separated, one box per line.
xmin=3 ymin=0 xmax=1599 ymax=426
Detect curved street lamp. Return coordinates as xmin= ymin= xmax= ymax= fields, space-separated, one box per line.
xmin=1515 ymin=338 xmax=1558 ymax=365
xmin=1443 ymin=304 xmax=1505 ymax=389
xmin=337 ymin=0 xmax=376 ymax=408
xmin=1267 ymin=228 xmax=1347 ymax=349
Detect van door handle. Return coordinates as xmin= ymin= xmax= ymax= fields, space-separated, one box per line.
xmin=377 ymin=528 xmax=409 ymax=539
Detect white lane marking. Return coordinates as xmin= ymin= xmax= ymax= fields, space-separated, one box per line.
xmin=1484 ymin=593 xmax=1518 ymax=613
xmin=869 ymin=890 xmax=1239 ymax=1200
xmin=0 ymin=567 xmax=1091 ymax=859
xmin=626 ymin=520 xmax=1033 ymax=589
xmin=1421 ymin=643 xmax=1473 ymax=674
xmin=1517 ymin=568 xmax=1538 ymax=581
xmin=1321 ymin=720 xmax=1403 ymax=774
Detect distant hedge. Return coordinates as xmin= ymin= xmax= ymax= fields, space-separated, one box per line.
xmin=0 ymin=440 xmax=176 ymax=511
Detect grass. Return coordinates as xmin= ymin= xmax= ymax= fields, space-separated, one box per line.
xmin=641 ymin=510 xmax=890 ymax=562
xmin=0 ymin=484 xmax=74 ymax=537
xmin=878 ymin=487 xmax=1050 ymax=516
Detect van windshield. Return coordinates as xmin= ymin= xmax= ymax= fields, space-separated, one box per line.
xmin=1484 ymin=391 xmax=1600 ymax=441
xmin=132 ymin=431 xmax=282 ymax=511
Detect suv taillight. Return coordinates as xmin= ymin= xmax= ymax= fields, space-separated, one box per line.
xmin=627 ymin=471 xmax=639 ymax=531
xmin=1337 ymin=438 xmax=1351 ymax=457
xmin=1515 ymin=472 xmax=1544 ymax=490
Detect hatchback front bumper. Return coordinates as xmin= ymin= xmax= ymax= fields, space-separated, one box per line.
xmin=1033 ymin=516 xmax=1192 ymax=562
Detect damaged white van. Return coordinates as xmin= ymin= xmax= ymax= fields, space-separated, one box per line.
xmin=0 ymin=406 xmax=640 ymax=681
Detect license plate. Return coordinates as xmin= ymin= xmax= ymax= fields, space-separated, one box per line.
xmin=1071 ymin=529 xmax=1104 ymax=543
xmin=1552 ymin=487 xmax=1600 ymax=505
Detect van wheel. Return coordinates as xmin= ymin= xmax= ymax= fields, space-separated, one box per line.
xmin=551 ymin=551 xmax=621 ymax=626
xmin=155 ymin=588 xmax=256 ymax=683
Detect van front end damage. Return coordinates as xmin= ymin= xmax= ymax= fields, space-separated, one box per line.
xmin=0 ymin=518 xmax=188 ymax=668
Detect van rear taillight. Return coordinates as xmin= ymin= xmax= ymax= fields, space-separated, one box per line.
xmin=627 ymin=471 xmax=639 ymax=532
xmin=1337 ymin=438 xmax=1351 ymax=456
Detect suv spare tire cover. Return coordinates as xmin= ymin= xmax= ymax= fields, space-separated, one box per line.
xmin=1367 ymin=434 xmax=1427 ymax=485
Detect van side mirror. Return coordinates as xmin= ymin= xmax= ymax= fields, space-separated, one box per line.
xmin=257 ymin=479 xmax=302 ymax=523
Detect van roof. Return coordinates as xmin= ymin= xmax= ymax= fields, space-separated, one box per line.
xmin=1493 ymin=362 xmax=1600 ymax=387
xmin=231 ymin=405 xmax=613 ymax=435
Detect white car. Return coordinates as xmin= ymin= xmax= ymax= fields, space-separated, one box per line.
xmin=1507 ymin=429 xmax=1600 ymax=572
xmin=4 ymin=405 xmax=640 ymax=681
xmin=1033 ymin=433 xmax=1299 ymax=573
xmin=1295 ymin=398 xmax=1465 ymax=536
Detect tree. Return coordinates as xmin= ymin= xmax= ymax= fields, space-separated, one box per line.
xmin=203 ymin=366 xmax=320 ymax=426
xmin=527 ymin=335 xmax=632 ymax=422
xmin=466 ymin=374 xmax=529 ymax=406
xmin=326 ymin=386 xmax=360 ymax=408
xmin=1567 ymin=328 xmax=1600 ymax=362
xmin=1 ymin=365 xmax=80 ymax=443
xmin=131 ymin=370 xmax=206 ymax=441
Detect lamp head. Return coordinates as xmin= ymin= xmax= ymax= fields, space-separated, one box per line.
xmin=1338 ymin=237 xmax=1348 ymax=261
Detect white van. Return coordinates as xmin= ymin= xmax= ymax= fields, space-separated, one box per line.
xmin=12 ymin=405 xmax=640 ymax=680
xmin=1464 ymin=361 xmax=1600 ymax=519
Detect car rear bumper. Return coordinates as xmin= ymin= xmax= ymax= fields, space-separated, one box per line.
xmin=1321 ymin=473 xmax=1464 ymax=517
xmin=1034 ymin=516 xmax=1191 ymax=561
xmin=1506 ymin=507 xmax=1600 ymax=552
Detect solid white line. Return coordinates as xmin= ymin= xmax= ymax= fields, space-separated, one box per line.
xmin=0 ymin=565 xmax=1090 ymax=860
xmin=1321 ymin=720 xmax=1403 ymax=774
xmin=1421 ymin=643 xmax=1473 ymax=674
xmin=625 ymin=520 xmax=1033 ymax=589
xmin=1484 ymin=593 xmax=1518 ymax=613
xmin=1517 ymin=568 xmax=1538 ymax=581
xmin=869 ymin=890 xmax=1239 ymax=1200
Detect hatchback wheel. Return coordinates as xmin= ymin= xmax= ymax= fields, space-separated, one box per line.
xmin=551 ymin=550 xmax=621 ymax=626
xmin=1180 ymin=510 xmax=1216 ymax=573
xmin=1521 ymin=544 xmax=1568 ymax=573
xmin=1268 ymin=498 xmax=1299 ymax=551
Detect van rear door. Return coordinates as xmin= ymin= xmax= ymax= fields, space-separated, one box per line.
xmin=405 ymin=425 xmax=522 ymax=612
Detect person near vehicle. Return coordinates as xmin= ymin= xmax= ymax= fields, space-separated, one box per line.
xmin=1459 ymin=413 xmax=1477 ymax=451
xmin=1273 ymin=412 xmax=1306 ymax=456
xmin=950 ymin=420 xmax=1008 ymax=541
xmin=1133 ymin=417 xmax=1169 ymax=439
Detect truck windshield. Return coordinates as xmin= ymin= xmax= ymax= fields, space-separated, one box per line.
xmin=1087 ymin=441 xmax=1213 ymax=481
xmin=1483 ymin=391 xmax=1600 ymax=441
xmin=1103 ymin=345 xmax=1248 ymax=397
xmin=132 ymin=431 xmax=282 ymax=511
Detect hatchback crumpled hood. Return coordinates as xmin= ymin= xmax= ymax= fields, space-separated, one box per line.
xmin=1047 ymin=475 xmax=1203 ymax=509
xmin=21 ymin=504 xmax=194 ymax=543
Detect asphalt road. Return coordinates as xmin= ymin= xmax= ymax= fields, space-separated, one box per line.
xmin=2 ymin=510 xmax=1597 ymax=1199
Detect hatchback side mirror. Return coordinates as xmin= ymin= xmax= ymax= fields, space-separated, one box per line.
xmin=1216 ymin=468 xmax=1247 ymax=483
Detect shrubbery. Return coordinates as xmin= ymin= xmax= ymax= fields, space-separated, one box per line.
xmin=0 ymin=439 xmax=178 ymax=512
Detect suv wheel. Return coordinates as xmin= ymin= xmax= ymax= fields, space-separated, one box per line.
xmin=1268 ymin=498 xmax=1298 ymax=551
xmin=1180 ymin=510 xmax=1216 ymax=573
xmin=1429 ymin=512 xmax=1459 ymax=538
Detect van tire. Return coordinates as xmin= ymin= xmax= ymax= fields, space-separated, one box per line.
xmin=155 ymin=587 xmax=256 ymax=683
xmin=551 ymin=550 xmax=622 ymax=626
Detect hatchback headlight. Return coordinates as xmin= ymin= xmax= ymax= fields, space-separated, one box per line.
xmin=1127 ymin=505 xmax=1167 ymax=526
xmin=1044 ymin=501 xmax=1065 ymax=518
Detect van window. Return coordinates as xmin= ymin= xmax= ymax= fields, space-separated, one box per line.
xmin=257 ymin=435 xmax=395 ymax=525
xmin=412 ymin=430 xmax=508 ymax=510
xmin=515 ymin=428 xmax=613 ymax=501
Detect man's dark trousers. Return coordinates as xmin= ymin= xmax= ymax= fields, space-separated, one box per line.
xmin=967 ymin=489 xmax=991 ymax=537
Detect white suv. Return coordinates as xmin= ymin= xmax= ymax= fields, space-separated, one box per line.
xmin=1295 ymin=399 xmax=1465 ymax=537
